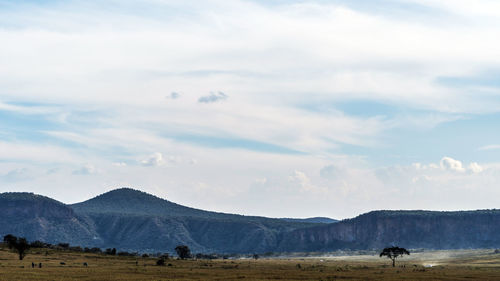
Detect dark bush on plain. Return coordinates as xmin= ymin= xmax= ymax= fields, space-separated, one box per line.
xmin=84 ymin=247 xmax=102 ymax=254
xmin=156 ymin=258 xmax=166 ymax=266
xmin=30 ymin=240 xmax=48 ymax=248
xmin=105 ymin=248 xmax=117 ymax=255
xmin=58 ymin=243 xmax=70 ymax=249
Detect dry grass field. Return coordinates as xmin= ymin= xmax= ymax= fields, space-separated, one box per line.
xmin=1 ymin=248 xmax=500 ymax=280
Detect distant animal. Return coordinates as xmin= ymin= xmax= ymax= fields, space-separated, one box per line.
xmin=39 ymin=263 xmax=42 ymax=268
xmin=32 ymin=262 xmax=35 ymax=268
xmin=83 ymin=262 xmax=88 ymax=267
xmin=60 ymin=262 xmax=66 ymax=265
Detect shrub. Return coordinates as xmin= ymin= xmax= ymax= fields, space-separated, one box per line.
xmin=156 ymin=258 xmax=166 ymax=266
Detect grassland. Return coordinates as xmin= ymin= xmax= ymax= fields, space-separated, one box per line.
xmin=1 ymin=248 xmax=500 ymax=280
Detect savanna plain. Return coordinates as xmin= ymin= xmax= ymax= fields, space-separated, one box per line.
xmin=2 ymin=248 xmax=500 ymax=280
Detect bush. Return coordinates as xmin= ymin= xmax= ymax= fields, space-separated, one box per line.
xmin=118 ymin=251 xmax=137 ymax=257
xmin=84 ymin=247 xmax=102 ymax=254
xmin=58 ymin=243 xmax=70 ymax=249
xmin=30 ymin=241 xmax=47 ymax=248
xmin=69 ymin=246 xmax=83 ymax=252
xmin=175 ymin=245 xmax=191 ymax=260
xmin=195 ymin=253 xmax=218 ymax=260
xmin=156 ymin=258 xmax=166 ymax=266
xmin=105 ymin=248 xmax=117 ymax=255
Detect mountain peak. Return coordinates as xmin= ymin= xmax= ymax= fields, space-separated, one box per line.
xmin=94 ymin=187 xmax=162 ymax=200
xmin=70 ymin=187 xmax=206 ymax=217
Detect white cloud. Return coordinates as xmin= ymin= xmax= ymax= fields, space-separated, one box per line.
xmin=140 ymin=152 xmax=165 ymax=166
xmin=72 ymin=164 xmax=97 ymax=175
xmin=440 ymin=156 xmax=465 ymax=172
xmin=254 ymin=177 xmax=267 ymax=184
xmin=320 ymin=164 xmax=346 ymax=179
xmin=288 ymin=170 xmax=326 ymax=193
xmin=468 ymin=162 xmax=483 ymax=174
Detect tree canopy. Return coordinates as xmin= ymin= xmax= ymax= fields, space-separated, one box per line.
xmin=3 ymin=234 xmax=31 ymax=260
xmin=175 ymin=245 xmax=191 ymax=260
xmin=380 ymin=246 xmax=410 ymax=267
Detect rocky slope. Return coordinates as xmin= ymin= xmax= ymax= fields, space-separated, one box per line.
xmin=0 ymin=193 xmax=101 ymax=246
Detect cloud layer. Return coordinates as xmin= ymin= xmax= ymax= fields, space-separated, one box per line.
xmin=0 ymin=0 xmax=499 ymax=218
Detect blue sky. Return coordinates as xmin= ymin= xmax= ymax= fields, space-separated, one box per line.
xmin=1 ymin=0 xmax=500 ymax=219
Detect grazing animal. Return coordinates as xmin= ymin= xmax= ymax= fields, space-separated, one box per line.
xmin=83 ymin=262 xmax=88 ymax=267
xmin=39 ymin=263 xmax=42 ymax=268
xmin=32 ymin=262 xmax=35 ymax=268
xmin=60 ymin=262 xmax=66 ymax=265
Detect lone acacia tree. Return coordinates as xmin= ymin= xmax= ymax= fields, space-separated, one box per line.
xmin=380 ymin=246 xmax=410 ymax=267
xmin=3 ymin=234 xmax=31 ymax=260
xmin=175 ymin=245 xmax=191 ymax=260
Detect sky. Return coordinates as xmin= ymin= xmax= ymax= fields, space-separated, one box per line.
xmin=1 ymin=0 xmax=500 ymax=219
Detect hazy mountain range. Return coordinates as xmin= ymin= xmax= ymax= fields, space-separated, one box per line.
xmin=1 ymin=188 xmax=499 ymax=254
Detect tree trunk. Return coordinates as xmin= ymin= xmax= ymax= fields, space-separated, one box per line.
xmin=392 ymin=258 xmax=395 ymax=267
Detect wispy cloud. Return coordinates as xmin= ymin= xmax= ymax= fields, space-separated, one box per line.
xmin=72 ymin=164 xmax=97 ymax=175
xmin=2 ymin=168 xmax=33 ymax=182
xmin=167 ymin=92 xmax=180 ymax=99
xmin=198 ymin=92 xmax=228 ymax=103
xmin=478 ymin=144 xmax=500 ymax=151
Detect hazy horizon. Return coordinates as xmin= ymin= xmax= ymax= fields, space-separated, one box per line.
xmin=1 ymin=0 xmax=500 ymax=219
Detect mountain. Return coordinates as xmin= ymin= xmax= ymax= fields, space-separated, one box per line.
xmin=69 ymin=188 xmax=320 ymax=253
xmin=279 ymin=217 xmax=338 ymax=224
xmin=1 ymin=188 xmax=500 ymax=254
xmin=0 ymin=193 xmax=101 ymax=246
xmin=71 ymin=188 xmax=211 ymax=218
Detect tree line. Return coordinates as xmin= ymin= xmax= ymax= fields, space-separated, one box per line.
xmin=1 ymin=234 xmax=195 ymax=261
xmin=2 ymin=234 xmax=411 ymax=267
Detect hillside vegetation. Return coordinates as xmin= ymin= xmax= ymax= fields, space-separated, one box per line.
xmin=2 ymin=188 xmax=500 ymax=254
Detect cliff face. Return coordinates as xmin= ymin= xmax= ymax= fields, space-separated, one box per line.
xmin=278 ymin=210 xmax=500 ymax=251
